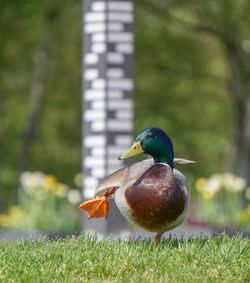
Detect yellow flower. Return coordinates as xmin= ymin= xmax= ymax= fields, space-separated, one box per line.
xmin=0 ymin=206 xmax=29 ymax=229
xmin=246 ymin=204 xmax=250 ymax=215
xmin=0 ymin=214 xmax=9 ymax=227
xmin=54 ymin=184 xmax=68 ymax=198
xmin=202 ymin=190 xmax=215 ymax=200
xmin=44 ymin=175 xmax=58 ymax=191
xmin=195 ymin=178 xmax=207 ymax=192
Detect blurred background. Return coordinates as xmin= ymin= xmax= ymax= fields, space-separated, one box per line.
xmin=0 ymin=0 xmax=249 ymax=236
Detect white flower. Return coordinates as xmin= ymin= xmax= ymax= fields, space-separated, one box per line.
xmin=20 ymin=172 xmax=31 ymax=187
xmin=206 ymin=175 xmax=221 ymax=194
xmin=67 ymin=189 xmax=82 ymax=205
xmin=242 ymin=39 xmax=250 ymax=53
xmin=222 ymin=173 xmax=246 ymax=192
xmin=220 ymin=173 xmax=232 ymax=188
xmin=232 ymin=177 xmax=246 ymax=192
xmin=20 ymin=171 xmax=45 ymax=193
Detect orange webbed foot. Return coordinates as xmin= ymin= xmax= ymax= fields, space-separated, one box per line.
xmin=79 ymin=196 xmax=109 ymax=219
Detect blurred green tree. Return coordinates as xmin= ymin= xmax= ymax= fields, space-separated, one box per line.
xmin=0 ymin=0 xmax=249 ymax=209
xmin=138 ymin=0 xmax=250 ymax=184
xmin=0 ymin=0 xmax=82 ymax=208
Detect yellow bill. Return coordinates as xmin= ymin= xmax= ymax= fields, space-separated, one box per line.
xmin=119 ymin=141 xmax=144 ymax=160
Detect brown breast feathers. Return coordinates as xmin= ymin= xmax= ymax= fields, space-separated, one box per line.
xmin=125 ymin=164 xmax=185 ymax=231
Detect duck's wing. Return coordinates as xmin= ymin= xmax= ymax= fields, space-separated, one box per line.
xmin=94 ymin=157 xmax=194 ymax=198
xmin=173 ymin=168 xmax=189 ymax=197
xmin=95 ymin=158 xmax=154 ymax=198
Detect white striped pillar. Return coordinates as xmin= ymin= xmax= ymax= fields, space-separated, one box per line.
xmin=82 ymin=0 xmax=134 ymax=234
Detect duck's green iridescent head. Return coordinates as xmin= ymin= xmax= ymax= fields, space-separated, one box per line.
xmin=119 ymin=127 xmax=174 ymax=168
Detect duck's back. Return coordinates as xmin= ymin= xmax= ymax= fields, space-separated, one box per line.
xmin=119 ymin=164 xmax=187 ymax=232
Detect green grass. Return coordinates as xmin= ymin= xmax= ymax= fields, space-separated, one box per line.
xmin=0 ymin=235 xmax=249 ymax=282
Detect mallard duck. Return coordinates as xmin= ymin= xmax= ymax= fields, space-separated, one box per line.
xmin=80 ymin=127 xmax=194 ymax=246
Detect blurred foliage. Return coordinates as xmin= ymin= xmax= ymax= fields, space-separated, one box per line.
xmin=1 ymin=0 xmax=250 ymax=210
xmin=0 ymin=0 xmax=82 ymax=207
xmin=0 ymin=172 xmax=81 ymax=231
xmin=195 ymin=174 xmax=250 ymax=228
xmin=135 ymin=4 xmax=233 ymax=184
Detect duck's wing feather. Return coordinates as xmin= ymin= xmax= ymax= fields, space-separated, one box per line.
xmin=174 ymin=158 xmax=195 ymax=164
xmin=95 ymin=158 xmax=154 ymax=198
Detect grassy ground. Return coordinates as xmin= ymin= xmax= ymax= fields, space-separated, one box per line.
xmin=0 ymin=234 xmax=249 ymax=282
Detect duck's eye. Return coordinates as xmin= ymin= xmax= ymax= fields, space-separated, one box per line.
xmin=146 ymin=133 xmax=155 ymax=139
